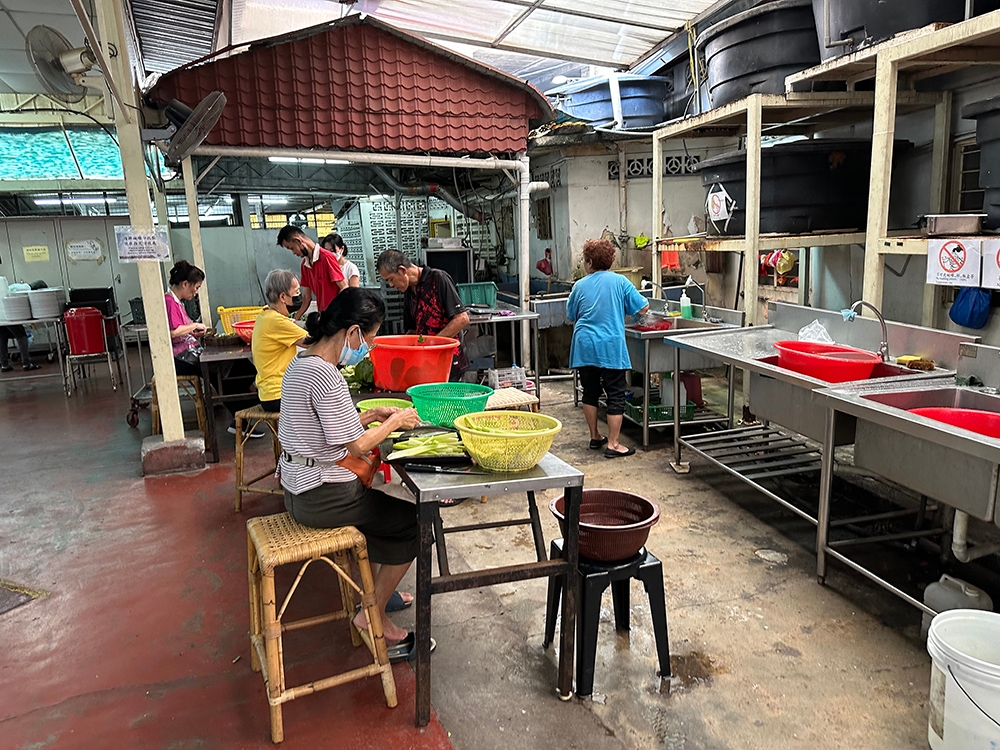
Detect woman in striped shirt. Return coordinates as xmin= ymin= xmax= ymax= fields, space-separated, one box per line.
xmin=278 ymin=288 xmax=421 ymax=646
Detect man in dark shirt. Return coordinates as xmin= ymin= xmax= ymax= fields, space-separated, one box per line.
xmin=377 ymin=250 xmax=470 ymax=376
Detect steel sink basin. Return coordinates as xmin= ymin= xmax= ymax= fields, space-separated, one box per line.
xmin=626 ymin=311 xmax=740 ymax=373
xmin=863 ymin=387 xmax=1000 ymax=412
xmin=817 ymin=380 xmax=1000 ymax=522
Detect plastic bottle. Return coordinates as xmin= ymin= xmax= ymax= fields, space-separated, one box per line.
xmin=660 ymin=373 xmax=687 ymax=409
xmin=921 ymin=574 xmax=994 ymax=640
xmin=679 ymin=290 xmax=692 ymax=319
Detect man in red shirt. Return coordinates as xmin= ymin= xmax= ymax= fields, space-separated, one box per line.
xmin=277 ymin=226 xmax=348 ymax=319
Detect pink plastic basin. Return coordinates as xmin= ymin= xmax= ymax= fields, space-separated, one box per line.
xmin=908 ymin=407 xmax=1000 ymax=439
xmin=772 ymin=340 xmax=881 ymax=383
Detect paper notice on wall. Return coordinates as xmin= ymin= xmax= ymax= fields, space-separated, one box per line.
xmin=982 ymin=239 xmax=1000 ymax=289
xmin=115 ymin=225 xmax=170 ymax=263
xmin=67 ymin=239 xmax=103 ymax=261
xmin=706 ymin=184 xmax=734 ymax=231
xmin=22 ymin=245 xmax=49 ymax=262
xmin=926 ymin=237 xmax=981 ymax=287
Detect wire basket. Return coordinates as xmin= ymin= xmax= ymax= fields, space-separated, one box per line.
xmin=407 ymin=383 xmax=494 ymax=428
xmin=453 ymin=410 xmax=561 ymax=472
xmin=549 ymin=489 xmax=660 ymax=562
xmin=486 ymin=366 xmax=527 ymax=391
xmin=217 ymin=305 xmax=265 ymax=334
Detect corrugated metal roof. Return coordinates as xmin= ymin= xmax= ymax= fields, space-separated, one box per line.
xmin=149 ymin=16 xmax=553 ymax=156
xmin=130 ymin=0 xmax=219 ymax=74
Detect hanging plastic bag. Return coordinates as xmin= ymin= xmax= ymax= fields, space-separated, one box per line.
xmin=798 ymin=319 xmax=835 ymax=344
xmin=949 ymin=287 xmax=992 ymax=330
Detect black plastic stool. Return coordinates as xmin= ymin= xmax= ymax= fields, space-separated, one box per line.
xmin=543 ymin=538 xmax=671 ymax=697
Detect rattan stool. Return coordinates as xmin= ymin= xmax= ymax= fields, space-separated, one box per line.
xmin=485 ymin=387 xmax=539 ymax=412
xmin=235 ymin=405 xmax=282 ymax=512
xmin=247 ymin=513 xmax=396 ymax=743
xmin=150 ymin=375 xmax=208 ymax=436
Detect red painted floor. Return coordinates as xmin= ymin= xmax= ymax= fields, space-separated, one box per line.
xmin=0 ymin=373 xmax=451 ymax=749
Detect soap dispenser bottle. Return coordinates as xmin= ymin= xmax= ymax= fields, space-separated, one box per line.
xmin=679 ymin=290 xmax=692 ymax=319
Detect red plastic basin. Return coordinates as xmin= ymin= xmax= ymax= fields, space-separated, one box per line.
xmin=772 ymin=340 xmax=880 ymax=383
xmin=233 ymin=320 xmax=255 ymax=344
xmin=908 ymin=407 xmax=1000 ymax=439
xmin=370 ymin=335 xmax=459 ymax=392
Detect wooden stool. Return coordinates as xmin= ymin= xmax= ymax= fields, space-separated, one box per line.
xmin=151 ymin=375 xmax=208 ymax=436
xmin=235 ymin=405 xmax=282 ymax=512
xmin=247 ymin=513 xmax=396 ymax=743
xmin=485 ymin=387 xmax=539 ymax=413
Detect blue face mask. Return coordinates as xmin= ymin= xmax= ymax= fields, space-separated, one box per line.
xmin=339 ymin=327 xmax=370 ymax=366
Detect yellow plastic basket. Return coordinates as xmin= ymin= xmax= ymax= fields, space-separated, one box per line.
xmin=453 ymin=410 xmax=561 ymax=472
xmin=217 ymin=305 xmax=265 ymax=334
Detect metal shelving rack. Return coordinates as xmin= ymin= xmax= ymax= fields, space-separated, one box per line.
xmin=651 ymin=91 xmax=941 ymax=325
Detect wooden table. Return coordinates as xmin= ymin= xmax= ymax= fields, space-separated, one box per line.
xmin=395 ymin=453 xmax=584 ymax=726
xmin=199 ymin=345 xmax=256 ymax=463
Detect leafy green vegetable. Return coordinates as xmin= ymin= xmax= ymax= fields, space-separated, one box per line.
xmin=341 ymin=355 xmax=375 ymax=391
xmin=387 ymin=432 xmax=466 ymax=461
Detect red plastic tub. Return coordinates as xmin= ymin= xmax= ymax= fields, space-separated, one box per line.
xmin=64 ymin=306 xmax=105 ymax=355
xmin=772 ymin=340 xmax=880 ymax=383
xmin=908 ymin=407 xmax=1000 ymax=439
xmin=369 ymin=335 xmax=459 ymax=392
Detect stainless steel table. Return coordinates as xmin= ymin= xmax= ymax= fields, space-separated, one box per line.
xmin=0 ymin=316 xmax=69 ymax=396
xmin=467 ymin=303 xmax=542 ymax=401
xmin=395 ymin=453 xmax=584 ymax=726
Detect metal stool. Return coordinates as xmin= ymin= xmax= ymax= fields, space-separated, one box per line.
xmin=235 ymin=405 xmax=282 ymax=512
xmin=150 ymin=375 xmax=208 ymax=437
xmin=543 ymin=538 xmax=672 ymax=697
xmin=246 ymin=513 xmax=396 ymax=743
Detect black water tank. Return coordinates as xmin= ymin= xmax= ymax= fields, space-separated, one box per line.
xmin=695 ymin=139 xmax=872 ymax=236
xmin=812 ymin=0 xmax=1000 ymax=62
xmin=698 ymin=0 xmax=820 ymax=109
xmin=962 ymin=96 xmax=1000 ymax=229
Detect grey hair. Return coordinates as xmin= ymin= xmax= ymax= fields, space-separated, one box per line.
xmin=376 ymin=249 xmax=414 ymax=274
xmin=264 ymin=268 xmax=297 ymax=303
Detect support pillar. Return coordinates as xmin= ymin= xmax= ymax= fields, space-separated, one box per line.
xmin=183 ymin=156 xmax=213 ymax=328
xmin=743 ymin=95 xmax=763 ymax=326
xmin=95 ymin=0 xmax=189 ymax=452
xmin=651 ymin=132 xmax=663 ymax=299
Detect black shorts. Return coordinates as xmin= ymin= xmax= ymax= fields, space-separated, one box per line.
xmin=578 ymin=366 xmax=628 ymax=416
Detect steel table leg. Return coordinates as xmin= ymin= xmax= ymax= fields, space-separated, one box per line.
xmin=532 ymin=318 xmax=541 ymax=404
xmin=558 ymin=483 xmax=582 ymax=700
xmin=202 ymin=359 xmax=219 ymax=463
xmin=642 ymin=339 xmax=651 ymax=448
xmin=415 ymin=500 xmax=435 ymax=726
xmin=670 ymin=344 xmax=689 ymax=474
xmin=727 ymin=364 xmax=737 ymax=429
xmin=816 ymin=407 xmax=837 ymax=584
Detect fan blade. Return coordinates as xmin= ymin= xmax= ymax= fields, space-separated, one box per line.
xmin=69 ymin=0 xmax=130 ymax=123
xmin=164 ymin=92 xmax=226 ymax=167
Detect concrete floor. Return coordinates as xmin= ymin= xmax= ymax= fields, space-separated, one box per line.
xmin=0 ymin=363 xmax=934 ymax=749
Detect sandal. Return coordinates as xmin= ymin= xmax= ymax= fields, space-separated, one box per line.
xmin=438 ymin=497 xmax=466 ymax=507
xmin=589 ymin=437 xmax=608 ymax=450
xmin=385 ymin=590 xmax=413 ymax=612
xmin=387 ymin=631 xmax=436 ymax=664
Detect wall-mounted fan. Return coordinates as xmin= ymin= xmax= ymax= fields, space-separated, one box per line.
xmin=25 ymin=25 xmax=100 ymax=104
xmin=157 ymin=93 xmax=227 ymax=167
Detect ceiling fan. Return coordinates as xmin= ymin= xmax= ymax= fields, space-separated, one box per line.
xmin=25 ymin=18 xmax=225 ymax=168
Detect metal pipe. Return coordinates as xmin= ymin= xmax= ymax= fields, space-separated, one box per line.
xmin=370 ymin=164 xmax=483 ymax=223
xmin=952 ymin=510 xmax=1000 ymax=562
xmin=193 ymin=145 xmax=522 ymax=172
xmin=823 ymin=0 xmax=853 ymax=50
xmin=848 ymin=300 xmax=890 ymax=362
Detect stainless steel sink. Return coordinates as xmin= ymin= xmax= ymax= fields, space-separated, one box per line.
xmin=863 ymin=386 xmax=1000 ymax=412
xmin=626 ymin=309 xmax=742 ymax=374
xmin=817 ymin=379 xmax=1000 ymax=522
xmin=756 ymin=355 xmax=918 ymax=381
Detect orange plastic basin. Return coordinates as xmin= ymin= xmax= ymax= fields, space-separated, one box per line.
xmin=233 ymin=320 xmax=255 ymax=344
xmin=908 ymin=407 xmax=1000 ymax=439
xmin=772 ymin=340 xmax=880 ymax=383
xmin=369 ymin=335 xmax=459 ymax=391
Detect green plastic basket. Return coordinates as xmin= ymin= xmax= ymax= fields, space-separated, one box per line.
xmin=624 ymin=398 xmax=695 ymax=424
xmin=356 ymin=398 xmax=412 ymax=412
xmin=406 ymin=383 xmax=494 ymax=427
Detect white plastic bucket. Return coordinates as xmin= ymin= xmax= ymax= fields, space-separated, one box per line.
xmin=926 ymin=609 xmax=1000 ymax=749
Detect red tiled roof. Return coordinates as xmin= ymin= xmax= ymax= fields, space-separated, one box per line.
xmin=149 ymin=16 xmax=553 ymax=156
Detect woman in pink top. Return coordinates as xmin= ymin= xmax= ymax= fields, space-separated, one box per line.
xmin=165 ymin=260 xmax=262 ymax=437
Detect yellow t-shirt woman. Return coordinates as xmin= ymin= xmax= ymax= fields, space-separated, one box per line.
xmin=251 ymin=307 xmax=306 ymax=406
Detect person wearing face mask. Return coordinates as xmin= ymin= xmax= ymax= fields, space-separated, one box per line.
xmin=251 ymin=269 xmax=307 ymax=412
xmin=278 ymin=287 xmax=429 ymax=662
xmin=320 ymin=233 xmax=361 ymax=288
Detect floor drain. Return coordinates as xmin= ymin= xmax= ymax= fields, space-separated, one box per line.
xmin=0 ymin=579 xmax=48 ymax=617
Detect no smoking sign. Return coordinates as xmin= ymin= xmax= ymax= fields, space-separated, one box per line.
xmin=927 ymin=237 xmax=981 ymax=287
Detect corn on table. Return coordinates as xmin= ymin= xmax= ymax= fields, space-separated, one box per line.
xmin=395 ymin=453 xmax=584 ymax=726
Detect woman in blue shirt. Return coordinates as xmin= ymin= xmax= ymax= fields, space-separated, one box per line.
xmin=567 ymin=238 xmax=649 ymax=458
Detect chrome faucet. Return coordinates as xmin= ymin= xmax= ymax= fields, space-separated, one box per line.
xmin=684 ymin=276 xmax=710 ymax=321
xmin=847 ymin=300 xmax=890 ymax=362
